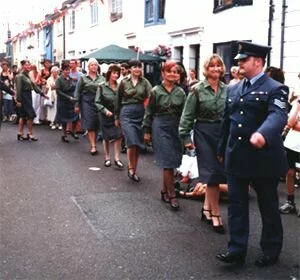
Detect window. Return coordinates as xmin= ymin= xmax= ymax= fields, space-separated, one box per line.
xmin=110 ymin=0 xmax=122 ymax=22
xmin=69 ymin=10 xmax=75 ymax=32
xmin=145 ymin=0 xmax=166 ymax=25
xmin=213 ymin=0 xmax=252 ymax=13
xmin=56 ymin=19 xmax=63 ymax=36
xmin=213 ymin=41 xmax=240 ymax=83
xmin=91 ymin=2 xmax=99 ymax=25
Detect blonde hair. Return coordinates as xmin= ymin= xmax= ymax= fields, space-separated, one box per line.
xmin=51 ymin=66 xmax=59 ymax=73
xmin=203 ymin=54 xmax=226 ymax=78
xmin=87 ymin=58 xmax=99 ymax=68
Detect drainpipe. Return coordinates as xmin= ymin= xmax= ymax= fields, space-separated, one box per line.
xmin=267 ymin=0 xmax=274 ymax=67
xmin=280 ymin=0 xmax=287 ymax=69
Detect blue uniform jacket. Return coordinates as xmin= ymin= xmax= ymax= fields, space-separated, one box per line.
xmin=218 ymin=73 xmax=289 ymax=177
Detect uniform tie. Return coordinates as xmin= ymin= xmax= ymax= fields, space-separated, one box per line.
xmin=243 ymin=80 xmax=251 ymax=93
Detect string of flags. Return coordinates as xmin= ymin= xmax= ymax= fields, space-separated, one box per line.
xmin=6 ymin=0 xmax=104 ymax=44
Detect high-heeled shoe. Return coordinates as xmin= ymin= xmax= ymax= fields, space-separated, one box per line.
xmin=114 ymin=160 xmax=124 ymax=168
xmin=27 ymin=134 xmax=38 ymax=141
xmin=160 ymin=191 xmax=169 ymax=203
xmin=17 ymin=134 xmax=28 ymax=141
xmin=169 ymin=196 xmax=180 ymax=210
xmin=90 ymin=146 xmax=98 ymax=155
xmin=61 ymin=135 xmax=70 ymax=143
xmin=127 ymin=168 xmax=140 ymax=182
xmin=70 ymin=132 xmax=79 ymax=140
xmin=201 ymin=208 xmax=212 ymax=225
xmin=211 ymin=215 xmax=225 ymax=234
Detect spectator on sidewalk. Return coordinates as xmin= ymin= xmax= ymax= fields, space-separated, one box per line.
xmin=45 ymin=66 xmax=60 ymax=130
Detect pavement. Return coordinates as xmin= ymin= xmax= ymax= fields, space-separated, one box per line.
xmin=0 ymin=122 xmax=299 ymax=280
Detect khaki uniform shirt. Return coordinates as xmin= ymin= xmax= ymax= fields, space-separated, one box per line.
xmin=143 ymin=84 xmax=186 ymax=134
xmin=179 ymin=79 xmax=226 ymax=145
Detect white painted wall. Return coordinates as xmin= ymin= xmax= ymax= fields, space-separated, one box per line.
xmin=9 ymin=0 xmax=300 ymax=87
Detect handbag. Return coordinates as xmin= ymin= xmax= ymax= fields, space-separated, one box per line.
xmin=44 ymin=88 xmax=53 ymax=107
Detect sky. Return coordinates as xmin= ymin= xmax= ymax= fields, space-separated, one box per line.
xmin=0 ymin=0 xmax=63 ymax=52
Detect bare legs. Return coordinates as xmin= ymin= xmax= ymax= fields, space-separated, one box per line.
xmin=103 ymin=138 xmax=122 ymax=163
xmin=203 ymin=185 xmax=225 ymax=233
xmin=17 ymin=118 xmax=37 ymax=140
xmin=127 ymin=145 xmax=140 ymax=175
xmin=87 ymin=130 xmax=97 ymax=154
xmin=163 ymin=168 xmax=179 ymax=209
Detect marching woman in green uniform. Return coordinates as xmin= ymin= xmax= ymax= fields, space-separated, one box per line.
xmin=95 ymin=64 xmax=124 ymax=168
xmin=55 ymin=62 xmax=79 ymax=143
xmin=179 ymin=54 xmax=227 ymax=232
xmin=143 ymin=61 xmax=186 ymax=210
xmin=115 ymin=59 xmax=152 ymax=182
xmin=15 ymin=60 xmax=48 ymax=141
xmin=75 ymin=58 xmax=105 ymax=155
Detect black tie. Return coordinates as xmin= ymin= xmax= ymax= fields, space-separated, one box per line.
xmin=243 ymin=80 xmax=251 ymax=93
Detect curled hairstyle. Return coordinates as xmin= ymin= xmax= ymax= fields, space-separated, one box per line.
xmin=87 ymin=57 xmax=99 ymax=68
xmin=106 ymin=64 xmax=121 ymax=81
xmin=203 ymin=54 xmax=226 ymax=78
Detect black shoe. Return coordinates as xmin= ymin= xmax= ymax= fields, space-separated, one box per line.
xmin=61 ymin=136 xmax=70 ymax=143
xmin=17 ymin=134 xmax=28 ymax=141
xmin=127 ymin=168 xmax=140 ymax=182
xmin=104 ymin=159 xmax=111 ymax=167
xmin=255 ymin=255 xmax=278 ymax=267
xmin=160 ymin=191 xmax=169 ymax=203
xmin=169 ymin=196 xmax=180 ymax=210
xmin=279 ymin=201 xmax=296 ymax=214
xmin=211 ymin=215 xmax=225 ymax=234
xmin=201 ymin=208 xmax=212 ymax=225
xmin=27 ymin=134 xmax=38 ymax=141
xmin=216 ymin=251 xmax=245 ymax=265
xmin=70 ymin=132 xmax=79 ymax=140
xmin=114 ymin=160 xmax=124 ymax=168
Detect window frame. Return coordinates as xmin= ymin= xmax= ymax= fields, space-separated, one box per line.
xmin=144 ymin=0 xmax=166 ymax=26
xmin=110 ymin=0 xmax=123 ymax=22
xmin=213 ymin=0 xmax=253 ymax=13
xmin=90 ymin=1 xmax=99 ymax=26
xmin=69 ymin=10 xmax=75 ymax=32
xmin=56 ymin=19 xmax=63 ymax=36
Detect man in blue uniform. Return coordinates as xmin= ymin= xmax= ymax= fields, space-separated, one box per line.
xmin=216 ymin=41 xmax=289 ymax=267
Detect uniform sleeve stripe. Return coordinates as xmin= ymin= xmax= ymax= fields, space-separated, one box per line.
xmin=274 ymin=99 xmax=286 ymax=109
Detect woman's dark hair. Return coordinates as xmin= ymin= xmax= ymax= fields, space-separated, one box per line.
xmin=265 ymin=66 xmax=285 ymax=84
xmin=176 ymin=62 xmax=187 ymax=84
xmin=61 ymin=62 xmax=70 ymax=71
xmin=120 ymin=63 xmax=129 ymax=69
xmin=128 ymin=59 xmax=142 ymax=68
xmin=106 ymin=64 xmax=121 ymax=81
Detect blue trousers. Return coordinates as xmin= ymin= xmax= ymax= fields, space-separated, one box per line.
xmin=227 ymin=175 xmax=283 ymax=258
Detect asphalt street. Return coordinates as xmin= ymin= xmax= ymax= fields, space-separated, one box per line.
xmin=0 ymin=122 xmax=299 ymax=280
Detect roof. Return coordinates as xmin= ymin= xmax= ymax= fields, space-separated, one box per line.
xmin=81 ymin=44 xmax=163 ymax=64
